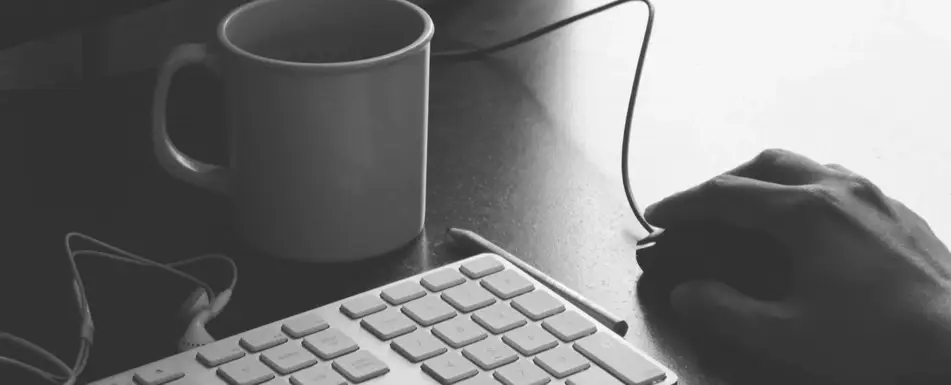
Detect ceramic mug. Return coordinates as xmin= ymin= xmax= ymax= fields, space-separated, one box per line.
xmin=152 ymin=0 xmax=434 ymax=262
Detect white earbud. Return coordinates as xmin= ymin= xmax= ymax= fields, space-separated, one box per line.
xmin=177 ymin=288 xmax=232 ymax=352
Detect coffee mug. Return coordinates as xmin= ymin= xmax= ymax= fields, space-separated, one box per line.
xmin=152 ymin=0 xmax=434 ymax=262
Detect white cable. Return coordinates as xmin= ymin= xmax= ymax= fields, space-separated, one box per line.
xmin=0 ymin=232 xmax=239 ymax=385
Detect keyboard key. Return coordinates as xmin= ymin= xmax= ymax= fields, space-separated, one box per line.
xmin=391 ymin=330 xmax=448 ymax=362
xmin=493 ymin=360 xmax=551 ymax=385
xmin=361 ymin=308 xmax=417 ymax=340
xmin=332 ymin=350 xmax=389 ymax=383
xmin=402 ymin=295 xmax=457 ymax=326
xmin=472 ymin=303 xmax=528 ymax=334
xmin=542 ymin=311 xmax=596 ymax=342
xmin=263 ymin=379 xmax=288 ymax=385
xmin=511 ymin=291 xmax=565 ymax=321
xmin=502 ymin=324 xmax=558 ymax=356
xmin=422 ymin=352 xmax=479 ymax=384
xmin=462 ymin=338 xmax=518 ymax=370
xmin=282 ymin=313 xmax=329 ymax=338
xmin=459 ymin=373 xmax=505 ymax=385
xmin=217 ymin=356 xmax=276 ymax=385
xmin=432 ymin=317 xmax=488 ymax=348
xmin=460 ymin=255 xmax=504 ymax=278
xmin=442 ymin=281 xmax=497 ymax=312
xmin=240 ymin=327 xmax=288 ymax=352
xmin=197 ymin=343 xmax=245 ymax=367
xmin=533 ymin=345 xmax=590 ymax=378
xmin=340 ymin=296 xmax=387 ymax=319
xmin=303 ymin=329 xmax=359 ymax=360
xmin=381 ymin=281 xmax=427 ymax=305
xmin=565 ymin=366 xmax=624 ymax=385
xmin=574 ymin=333 xmax=666 ymax=385
xmin=260 ymin=343 xmax=318 ymax=375
xmin=481 ymin=270 xmax=534 ymax=299
xmin=421 ymin=268 xmax=467 ymax=292
xmin=290 ymin=364 xmax=347 ymax=385
xmin=133 ymin=365 xmax=185 ymax=385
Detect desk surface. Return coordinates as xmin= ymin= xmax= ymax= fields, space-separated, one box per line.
xmin=6 ymin=0 xmax=951 ymax=384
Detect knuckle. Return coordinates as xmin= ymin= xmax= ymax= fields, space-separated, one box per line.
xmin=754 ymin=148 xmax=791 ymax=167
xmin=797 ymin=184 xmax=839 ymax=211
xmin=843 ymin=175 xmax=878 ymax=196
xmin=703 ymin=174 xmax=734 ymax=194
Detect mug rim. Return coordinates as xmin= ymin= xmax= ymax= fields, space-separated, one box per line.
xmin=218 ymin=0 xmax=435 ymax=71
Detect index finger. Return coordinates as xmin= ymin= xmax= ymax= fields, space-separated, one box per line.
xmin=645 ymin=174 xmax=808 ymax=238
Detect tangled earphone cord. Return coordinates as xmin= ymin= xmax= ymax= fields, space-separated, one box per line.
xmin=434 ymin=0 xmax=657 ymax=235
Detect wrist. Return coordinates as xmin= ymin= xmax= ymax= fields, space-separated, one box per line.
xmin=903 ymin=290 xmax=951 ymax=384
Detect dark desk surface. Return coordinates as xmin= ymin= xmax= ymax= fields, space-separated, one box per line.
xmin=5 ymin=0 xmax=951 ymax=384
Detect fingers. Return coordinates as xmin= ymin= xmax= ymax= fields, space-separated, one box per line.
xmin=726 ymin=148 xmax=833 ymax=186
xmin=824 ymin=163 xmax=856 ymax=175
xmin=644 ymin=174 xmax=805 ymax=235
xmin=671 ymin=280 xmax=798 ymax=357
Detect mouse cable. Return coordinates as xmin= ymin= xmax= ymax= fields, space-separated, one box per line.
xmin=433 ymin=0 xmax=657 ymax=236
xmin=0 ymin=233 xmax=238 ymax=385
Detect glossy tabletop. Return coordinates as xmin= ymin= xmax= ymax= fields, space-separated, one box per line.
xmin=6 ymin=0 xmax=951 ymax=384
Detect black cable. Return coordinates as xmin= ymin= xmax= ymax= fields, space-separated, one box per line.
xmin=433 ymin=0 xmax=657 ymax=236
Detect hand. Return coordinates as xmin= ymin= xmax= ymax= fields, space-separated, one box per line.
xmin=644 ymin=148 xmax=951 ymax=385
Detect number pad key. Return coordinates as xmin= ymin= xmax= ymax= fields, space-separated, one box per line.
xmin=303 ymin=329 xmax=359 ymax=360
xmin=461 ymin=338 xmax=518 ymax=370
xmin=541 ymin=311 xmax=596 ymax=342
xmin=511 ymin=291 xmax=565 ymax=320
xmin=481 ymin=270 xmax=534 ymax=299
xmin=240 ymin=327 xmax=288 ymax=352
xmin=533 ymin=345 xmax=590 ymax=378
xmin=217 ymin=356 xmax=276 ymax=385
xmin=421 ymin=269 xmax=467 ymax=292
xmin=472 ymin=303 xmax=528 ymax=334
xmin=340 ymin=296 xmax=387 ymax=319
xmin=565 ymin=366 xmax=624 ymax=385
xmin=132 ymin=365 xmax=185 ymax=385
xmin=361 ymin=308 xmax=417 ymax=340
xmin=332 ymin=350 xmax=389 ymax=383
xmin=381 ymin=281 xmax=427 ymax=305
xmin=402 ymin=295 xmax=457 ymax=326
xmin=391 ymin=330 xmax=448 ymax=362
xmin=290 ymin=364 xmax=347 ymax=385
xmin=502 ymin=324 xmax=558 ymax=356
xmin=459 ymin=255 xmax=504 ymax=279
xmin=574 ymin=333 xmax=666 ymax=385
xmin=442 ymin=281 xmax=497 ymax=312
xmin=432 ymin=317 xmax=488 ymax=348
xmin=197 ymin=343 xmax=245 ymax=367
xmin=493 ymin=360 xmax=551 ymax=385
xmin=260 ymin=343 xmax=318 ymax=375
xmin=422 ymin=352 xmax=479 ymax=384
xmin=282 ymin=313 xmax=329 ymax=338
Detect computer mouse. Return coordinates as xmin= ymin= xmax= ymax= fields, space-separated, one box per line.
xmin=636 ymin=222 xmax=793 ymax=301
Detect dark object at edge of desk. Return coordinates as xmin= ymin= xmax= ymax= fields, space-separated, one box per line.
xmin=636 ymin=222 xmax=794 ymax=302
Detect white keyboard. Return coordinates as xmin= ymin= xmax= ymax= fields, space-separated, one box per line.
xmin=90 ymin=253 xmax=678 ymax=385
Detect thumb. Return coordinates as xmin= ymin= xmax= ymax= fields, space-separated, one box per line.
xmin=671 ymin=280 xmax=797 ymax=354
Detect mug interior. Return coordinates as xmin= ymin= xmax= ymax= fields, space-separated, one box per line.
xmin=223 ymin=0 xmax=429 ymax=64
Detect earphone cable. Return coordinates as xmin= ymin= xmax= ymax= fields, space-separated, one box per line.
xmin=433 ymin=0 xmax=657 ymax=235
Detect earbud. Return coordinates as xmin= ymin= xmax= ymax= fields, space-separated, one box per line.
xmin=178 ymin=310 xmax=216 ymax=352
xmin=177 ymin=288 xmax=233 ymax=352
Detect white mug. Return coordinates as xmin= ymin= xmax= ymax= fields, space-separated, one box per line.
xmin=152 ymin=0 xmax=434 ymax=262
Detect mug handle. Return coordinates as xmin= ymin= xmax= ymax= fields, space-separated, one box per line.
xmin=152 ymin=43 xmax=229 ymax=195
